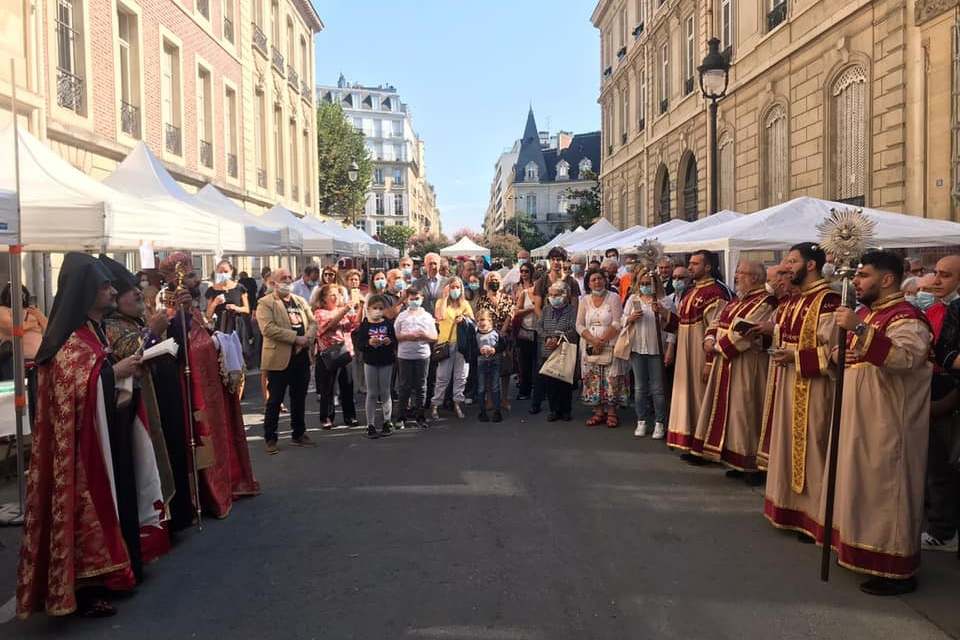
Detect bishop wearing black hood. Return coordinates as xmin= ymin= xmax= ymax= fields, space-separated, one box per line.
xmin=17 ymin=253 xmax=146 ymax=619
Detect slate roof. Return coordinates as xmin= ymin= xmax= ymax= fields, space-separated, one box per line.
xmin=513 ymin=108 xmax=600 ymax=184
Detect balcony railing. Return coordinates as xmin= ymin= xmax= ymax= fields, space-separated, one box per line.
xmin=227 ymin=153 xmax=238 ymax=178
xmin=621 ymin=132 xmax=627 ymax=145
xmin=617 ymin=46 xmax=627 ymax=60
xmin=56 ymin=67 xmax=84 ymax=113
xmin=287 ymin=66 xmax=299 ymax=91
xmin=271 ymin=46 xmax=284 ymax=74
xmin=633 ymin=23 xmax=645 ymax=38
xmin=301 ymin=80 xmax=312 ymax=101
xmin=684 ymin=77 xmax=694 ymax=95
xmin=200 ymin=139 xmax=213 ymax=168
xmin=252 ymin=23 xmax=267 ymax=55
xmin=638 ymin=118 xmax=646 ymax=132
xmin=292 ymin=185 xmax=298 ymax=201
xmin=223 ymin=16 xmax=234 ymax=43
xmin=196 ymin=0 xmax=209 ymax=19
xmin=603 ymin=66 xmax=612 ymax=78
xmin=120 ymin=100 xmax=140 ymax=138
xmin=660 ymin=98 xmax=669 ymax=114
xmin=257 ymin=168 xmax=267 ymax=188
xmin=165 ymin=123 xmax=182 ymax=155
xmin=767 ymin=1 xmax=787 ymax=31
xmin=276 ymin=177 xmax=284 ymax=195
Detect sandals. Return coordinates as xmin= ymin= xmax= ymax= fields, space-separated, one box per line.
xmin=77 ymin=594 xmax=116 ymax=618
xmin=606 ymin=413 xmax=619 ymax=428
xmin=586 ymin=413 xmax=605 ymax=427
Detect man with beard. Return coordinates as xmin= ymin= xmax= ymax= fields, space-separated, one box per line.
xmin=691 ymin=260 xmax=778 ymax=482
xmin=759 ymin=242 xmax=840 ymax=543
xmin=159 ymin=253 xmax=259 ymax=519
xmin=666 ymin=249 xmax=731 ymax=456
xmin=100 ymin=256 xmax=174 ymax=559
xmin=17 ymin=253 xmax=147 ymax=618
xmin=829 ymin=250 xmax=932 ymax=595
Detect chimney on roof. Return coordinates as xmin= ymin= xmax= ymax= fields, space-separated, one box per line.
xmin=556 ymin=131 xmax=573 ymax=151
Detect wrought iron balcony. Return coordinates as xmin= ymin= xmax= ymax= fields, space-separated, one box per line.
xmin=227 ymin=153 xmax=238 ymax=178
xmin=223 ymin=16 xmax=234 ymax=43
xmin=165 ymin=123 xmax=182 ymax=155
xmin=301 ymin=80 xmax=312 ymax=102
xmin=257 ymin=168 xmax=267 ymax=188
xmin=660 ymin=98 xmax=669 ymax=114
xmin=200 ymin=139 xmax=213 ymax=168
xmin=120 ymin=100 xmax=140 ymax=137
xmin=56 ymin=67 xmax=84 ymax=113
xmin=271 ymin=46 xmax=284 ymax=74
xmin=252 ymin=23 xmax=267 ymax=55
xmin=638 ymin=117 xmax=646 ymax=132
xmin=767 ymin=1 xmax=787 ymax=31
xmin=276 ymin=177 xmax=284 ymax=195
xmin=633 ymin=23 xmax=645 ymax=38
xmin=287 ymin=66 xmax=299 ymax=91
xmin=621 ymin=132 xmax=627 ymax=145
xmin=603 ymin=66 xmax=612 ymax=78
xmin=196 ymin=0 xmax=209 ymax=19
xmin=617 ymin=46 xmax=627 ymax=60
xmin=684 ymin=77 xmax=694 ymax=95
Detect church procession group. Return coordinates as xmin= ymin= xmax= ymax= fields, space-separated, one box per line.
xmin=8 ymin=237 xmax=957 ymax=620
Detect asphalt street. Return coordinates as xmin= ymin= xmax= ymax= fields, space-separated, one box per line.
xmin=1 ymin=375 xmax=959 ymax=639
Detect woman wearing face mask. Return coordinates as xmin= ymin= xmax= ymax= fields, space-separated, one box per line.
xmin=622 ymin=268 xmax=673 ymax=439
xmin=205 ymin=259 xmax=250 ymax=333
xmin=577 ymin=268 xmax=628 ymax=428
xmin=431 ymin=277 xmax=474 ymax=419
xmin=315 ymin=283 xmax=361 ymax=429
xmin=536 ymin=281 xmax=579 ymax=421
xmin=514 ymin=264 xmax=539 ymax=403
xmin=464 ymin=274 xmax=483 ymax=309
xmin=477 ymin=272 xmax=516 ymax=411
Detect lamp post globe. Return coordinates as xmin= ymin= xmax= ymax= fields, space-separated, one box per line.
xmin=698 ymin=37 xmax=730 ymax=215
xmin=347 ymin=160 xmax=359 ymax=183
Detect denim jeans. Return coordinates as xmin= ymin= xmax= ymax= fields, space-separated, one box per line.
xmin=476 ymin=358 xmax=501 ymax=411
xmin=630 ymin=352 xmax=666 ymax=424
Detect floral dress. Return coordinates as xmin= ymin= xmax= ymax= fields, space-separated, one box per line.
xmin=576 ymin=291 xmax=628 ymax=407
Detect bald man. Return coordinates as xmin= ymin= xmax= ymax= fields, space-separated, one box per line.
xmin=922 ymin=255 xmax=960 ymax=551
xmin=691 ymin=260 xmax=779 ymax=481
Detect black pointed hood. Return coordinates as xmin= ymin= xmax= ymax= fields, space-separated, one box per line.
xmin=98 ymin=254 xmax=139 ymax=296
xmin=35 ymin=253 xmax=113 ymax=364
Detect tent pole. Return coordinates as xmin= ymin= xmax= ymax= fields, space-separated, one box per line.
xmin=9 ymin=59 xmax=27 ymax=523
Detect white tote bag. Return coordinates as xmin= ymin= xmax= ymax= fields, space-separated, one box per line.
xmin=539 ymin=336 xmax=578 ymax=384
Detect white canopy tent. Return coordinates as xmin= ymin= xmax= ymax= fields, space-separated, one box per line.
xmin=532 ymin=219 xmax=619 ymax=257
xmin=301 ymin=218 xmax=366 ymax=256
xmin=0 ymin=188 xmax=16 ymax=245
xmin=194 ymin=184 xmax=289 ymax=255
xmin=610 ymin=219 xmax=690 ymax=252
xmin=258 ymin=205 xmax=352 ymax=256
xmin=103 ymin=142 xmax=238 ymax=252
xmin=0 ymin=126 xmax=209 ymax=251
xmin=441 ymin=236 xmax=490 ymax=258
xmin=664 ymin=197 xmax=960 ymax=282
xmin=653 ymin=210 xmax=743 ymax=243
xmin=566 ymin=224 xmax=646 ymax=255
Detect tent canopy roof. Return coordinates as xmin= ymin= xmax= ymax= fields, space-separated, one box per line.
xmin=441 ymin=236 xmax=490 ymax=257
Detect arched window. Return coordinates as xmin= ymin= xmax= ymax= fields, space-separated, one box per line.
xmin=831 ymin=65 xmax=867 ymax=206
xmin=680 ymin=152 xmax=698 ymax=221
xmin=763 ymin=104 xmax=788 ymax=206
xmin=655 ymin=164 xmax=670 ymax=223
xmin=524 ymin=161 xmax=539 ymax=182
xmin=557 ymin=160 xmax=569 ymax=180
xmin=718 ymin=132 xmax=734 ymax=211
xmin=579 ymin=158 xmax=593 ymax=174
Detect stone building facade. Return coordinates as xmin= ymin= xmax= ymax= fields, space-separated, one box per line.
xmin=591 ymin=0 xmax=960 ymax=228
xmin=0 ymin=0 xmax=322 ymax=218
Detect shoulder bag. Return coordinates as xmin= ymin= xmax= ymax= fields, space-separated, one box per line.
xmin=431 ymin=314 xmax=456 ymax=363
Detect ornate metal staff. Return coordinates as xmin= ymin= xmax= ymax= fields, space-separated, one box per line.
xmin=636 ymin=238 xmax=667 ymax=356
xmin=815 ymin=207 xmax=875 ymax=581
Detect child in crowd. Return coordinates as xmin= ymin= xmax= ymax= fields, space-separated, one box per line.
xmin=355 ymin=295 xmax=397 ymax=439
xmin=475 ymin=310 xmax=503 ymax=423
xmin=393 ymin=286 xmax=437 ymax=429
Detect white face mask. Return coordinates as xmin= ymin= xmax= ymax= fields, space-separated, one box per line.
xmin=765 ymin=282 xmax=776 ymax=296
xmin=367 ymin=309 xmax=384 ymax=322
xmin=277 ymin=283 xmax=292 ymax=296
xmin=215 ymin=272 xmax=231 ymax=285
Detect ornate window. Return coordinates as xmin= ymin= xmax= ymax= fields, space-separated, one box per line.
xmin=831 ymin=64 xmax=867 ymax=206
xmin=718 ymin=132 xmax=734 ymax=211
xmin=557 ymin=160 xmax=570 ymax=180
xmin=763 ymin=104 xmax=788 ymax=206
xmin=579 ymin=158 xmax=593 ymax=174
xmin=656 ymin=164 xmax=671 ymax=223
xmin=525 ymin=161 xmax=539 ymax=182
xmin=525 ymin=194 xmax=537 ymax=215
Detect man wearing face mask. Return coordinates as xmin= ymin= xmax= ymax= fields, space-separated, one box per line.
xmin=921 ymin=255 xmax=960 ymax=552
xmin=257 ymin=267 xmax=317 ymax=454
xmin=399 ymin=256 xmax=415 ymax=284
xmin=292 ymin=264 xmax=320 ymax=301
xmin=534 ymin=247 xmax=582 ymax=314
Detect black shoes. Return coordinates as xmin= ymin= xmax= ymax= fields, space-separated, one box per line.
xmin=528 ymin=405 xmax=541 ymax=415
xmin=291 ymin=434 xmax=317 ymax=447
xmin=546 ymin=413 xmax=559 ymax=422
xmin=381 ymin=422 xmax=393 ymax=436
xmin=478 ymin=411 xmax=490 ymax=422
xmin=517 ymin=394 xmax=530 ymax=401
xmin=859 ymin=576 xmax=917 ymax=596
xmin=366 ymin=425 xmax=380 ymax=439
xmin=493 ymin=410 xmax=503 ymax=423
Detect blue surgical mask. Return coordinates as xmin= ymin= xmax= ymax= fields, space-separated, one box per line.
xmin=672 ymin=279 xmax=688 ymax=295
xmin=407 ymin=298 xmax=422 ymax=310
xmin=402 ymin=267 xmax=413 ymax=277
xmin=548 ymin=296 xmax=565 ymax=308
xmin=639 ymin=285 xmax=654 ymax=296
xmin=915 ymin=291 xmax=937 ymax=311
xmin=374 ymin=279 xmax=387 ymax=290
xmin=571 ymin=264 xmax=583 ymax=275
xmin=468 ymin=282 xmax=480 ymax=291
xmin=449 ymin=288 xmax=462 ymax=300
xmin=519 ymin=258 xmax=528 ymax=265
xmin=394 ymin=280 xmax=406 ymax=292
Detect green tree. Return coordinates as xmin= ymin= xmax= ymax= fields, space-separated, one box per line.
xmin=408 ymin=232 xmax=450 ymax=259
xmin=486 ymin=233 xmax=523 ymax=262
xmin=504 ymin=213 xmax=546 ymax=251
xmin=452 ymin=227 xmax=484 ymax=244
xmin=566 ymin=182 xmax=601 ymax=229
xmin=316 ymin=102 xmax=372 ymax=222
xmin=378 ymin=225 xmax=416 ymax=252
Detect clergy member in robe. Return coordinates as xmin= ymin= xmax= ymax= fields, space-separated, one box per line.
xmin=829 ymin=250 xmax=932 ymax=595
xmin=17 ymin=253 xmax=148 ymax=618
xmin=665 ymin=249 xmax=731 ymax=456
xmin=759 ymin=242 xmax=840 ymax=543
xmin=159 ymin=253 xmax=259 ymax=519
xmin=100 ymin=255 xmax=175 ymax=561
xmin=691 ymin=260 xmax=777 ymax=481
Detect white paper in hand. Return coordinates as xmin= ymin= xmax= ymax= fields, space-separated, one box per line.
xmin=142 ymin=337 xmax=178 ymax=361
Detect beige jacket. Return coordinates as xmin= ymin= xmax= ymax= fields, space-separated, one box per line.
xmin=256 ymin=291 xmax=317 ymax=371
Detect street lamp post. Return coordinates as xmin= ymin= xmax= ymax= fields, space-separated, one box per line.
xmin=347 ymin=160 xmax=359 ymax=225
xmin=698 ymin=37 xmax=731 ymax=215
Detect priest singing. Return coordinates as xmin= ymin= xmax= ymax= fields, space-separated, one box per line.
xmin=17 ymin=253 xmax=153 ymax=618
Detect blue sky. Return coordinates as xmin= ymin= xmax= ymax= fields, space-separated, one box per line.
xmin=312 ymin=0 xmax=600 ymax=235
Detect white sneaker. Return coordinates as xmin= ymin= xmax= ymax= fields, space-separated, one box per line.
xmin=652 ymin=423 xmax=666 ymax=440
xmin=430 ymin=406 xmax=439 ymax=420
xmin=921 ymin=531 xmax=959 ymax=552
xmin=634 ymin=421 xmax=648 ymax=437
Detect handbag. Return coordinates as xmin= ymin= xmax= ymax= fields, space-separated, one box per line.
xmin=539 ymin=336 xmax=577 ymax=384
xmin=431 ymin=316 xmax=457 ymax=363
xmin=319 ymin=341 xmax=352 ymax=371
xmin=613 ymin=325 xmax=632 ymax=361
xmin=584 ymin=342 xmax=614 ymax=366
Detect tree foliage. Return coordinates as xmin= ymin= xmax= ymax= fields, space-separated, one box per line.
xmin=566 ymin=182 xmax=601 ymax=229
xmin=503 ymin=213 xmax=546 ymax=251
xmin=452 ymin=227 xmax=484 ymax=244
xmin=378 ymin=225 xmax=416 ymax=252
xmin=316 ymin=102 xmax=373 ymax=222
xmin=486 ymin=233 xmax=523 ymax=262
xmin=408 ymin=232 xmax=450 ymax=259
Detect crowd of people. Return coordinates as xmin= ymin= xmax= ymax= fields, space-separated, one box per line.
xmin=8 ymin=238 xmax=960 ymax=619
